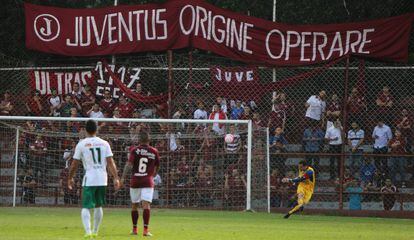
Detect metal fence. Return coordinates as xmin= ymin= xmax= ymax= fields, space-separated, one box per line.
xmin=0 ymin=52 xmax=414 ymax=216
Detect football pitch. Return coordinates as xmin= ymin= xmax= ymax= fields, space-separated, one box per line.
xmin=0 ymin=207 xmax=413 ymax=240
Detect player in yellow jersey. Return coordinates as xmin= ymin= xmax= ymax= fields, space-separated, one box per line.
xmin=282 ymin=160 xmax=315 ymax=219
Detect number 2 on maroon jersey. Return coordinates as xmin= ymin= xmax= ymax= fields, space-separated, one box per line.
xmin=138 ymin=157 xmax=148 ymax=173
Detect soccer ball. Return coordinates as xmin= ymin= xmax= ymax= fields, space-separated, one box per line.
xmin=224 ymin=134 xmax=234 ymax=143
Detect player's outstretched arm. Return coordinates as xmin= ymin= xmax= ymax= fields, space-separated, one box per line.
xmin=107 ymin=157 xmax=121 ymax=191
xmin=68 ymin=159 xmax=80 ymax=190
xmin=121 ymin=161 xmax=133 ymax=186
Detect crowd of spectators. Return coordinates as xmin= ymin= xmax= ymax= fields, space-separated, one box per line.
xmin=1 ymin=82 xmax=413 ymax=210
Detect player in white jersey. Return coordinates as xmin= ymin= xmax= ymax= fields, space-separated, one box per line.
xmin=68 ymin=120 xmax=120 ymax=239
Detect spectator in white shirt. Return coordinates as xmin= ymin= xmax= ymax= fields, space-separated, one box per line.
xmin=71 ymin=82 xmax=83 ymax=101
xmin=48 ymin=89 xmax=62 ymax=117
xmin=87 ymin=103 xmax=104 ymax=118
xmin=305 ymin=90 xmax=327 ymax=127
xmin=325 ymin=119 xmax=343 ymax=179
xmin=194 ymin=101 xmax=208 ymax=120
xmin=372 ymin=119 xmax=392 ymax=173
xmin=153 ymin=174 xmax=162 ymax=205
xmin=347 ymin=122 xmax=365 ymax=173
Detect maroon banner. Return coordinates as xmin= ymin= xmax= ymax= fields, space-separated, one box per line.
xmin=25 ymin=1 xmax=413 ymax=66
xmin=29 ymin=62 xmax=167 ymax=104
xmin=211 ymin=66 xmax=263 ymax=102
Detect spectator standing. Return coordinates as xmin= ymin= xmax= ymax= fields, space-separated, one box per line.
xmin=0 ymin=90 xmax=13 ymax=115
xmin=193 ymin=101 xmax=208 ymax=120
xmin=372 ymin=119 xmax=392 ymax=173
xmin=305 ymin=90 xmax=326 ymax=127
xmin=326 ymin=94 xmax=341 ymax=129
xmin=21 ymin=168 xmax=36 ymax=204
xmin=269 ymin=127 xmax=288 ymax=174
xmin=303 ymin=125 xmax=325 ymax=170
xmin=347 ymin=122 xmax=365 ymax=173
xmin=60 ymin=95 xmax=81 ymax=117
xmin=388 ymin=130 xmax=407 ymax=183
xmin=224 ymin=125 xmax=241 ymax=165
xmin=48 ymin=89 xmax=62 ymax=117
xmin=252 ymin=112 xmax=263 ymax=129
xmin=99 ymin=90 xmax=116 ymax=116
xmin=209 ymin=104 xmax=227 ymax=135
xmin=380 ymin=179 xmax=397 ymax=211
xmin=71 ymin=82 xmax=83 ymax=101
xmin=196 ymin=161 xmax=214 ymax=207
xmin=80 ymin=85 xmax=95 ymax=116
xmin=239 ymin=106 xmax=251 ymax=120
xmin=216 ymin=97 xmax=228 ymax=114
xmin=325 ymin=119 xmax=343 ymax=179
xmin=230 ymin=100 xmax=244 ymax=120
xmin=153 ymin=174 xmax=162 ymax=205
xmin=117 ymin=95 xmax=134 ymax=118
xmin=376 ymin=86 xmax=394 ymax=124
xmin=29 ymin=135 xmax=48 ymax=185
xmin=269 ymin=92 xmax=288 ymax=131
xmin=133 ymin=83 xmax=151 ymax=110
xmin=87 ymin=103 xmax=104 ymax=118
xmin=25 ymin=91 xmax=44 ymax=116
xmin=347 ymin=87 xmax=367 ymax=126
xmin=395 ymin=108 xmax=412 ymax=153
xmin=224 ymin=169 xmax=246 ymax=208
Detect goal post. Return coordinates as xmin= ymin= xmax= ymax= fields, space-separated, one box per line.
xmin=0 ymin=116 xmax=270 ymax=212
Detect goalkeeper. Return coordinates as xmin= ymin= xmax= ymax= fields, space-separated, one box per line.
xmin=281 ymin=160 xmax=315 ymax=219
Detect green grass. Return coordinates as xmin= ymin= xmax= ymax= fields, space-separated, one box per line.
xmin=0 ymin=207 xmax=413 ymax=240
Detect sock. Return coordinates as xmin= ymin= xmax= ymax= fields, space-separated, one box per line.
xmin=81 ymin=208 xmax=92 ymax=235
xmin=93 ymin=207 xmax=103 ymax=234
xmin=143 ymin=209 xmax=150 ymax=230
xmin=288 ymin=200 xmax=304 ymax=215
xmin=131 ymin=210 xmax=139 ymax=228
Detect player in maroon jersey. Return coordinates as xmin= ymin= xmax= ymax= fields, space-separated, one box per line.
xmin=121 ymin=131 xmax=160 ymax=237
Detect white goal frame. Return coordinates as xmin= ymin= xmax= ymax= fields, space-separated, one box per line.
xmin=0 ymin=116 xmax=270 ymax=212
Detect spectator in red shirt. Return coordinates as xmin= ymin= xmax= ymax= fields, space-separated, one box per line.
xmin=388 ymin=129 xmax=407 ymax=183
xmin=269 ymin=92 xmax=289 ymax=132
xmin=209 ymin=104 xmax=227 ymax=135
xmin=326 ymin=94 xmax=341 ymax=128
xmin=99 ymin=89 xmax=116 ymax=116
xmin=0 ymin=90 xmax=13 ymax=115
xmin=347 ymin=87 xmax=366 ymax=125
xmin=252 ymin=112 xmax=263 ymax=129
xmin=80 ymin=85 xmax=95 ymax=116
xmin=380 ymin=178 xmax=397 ymax=211
xmin=376 ymin=86 xmax=394 ymax=124
xmin=29 ymin=135 xmax=48 ymax=184
xmin=224 ymin=168 xmax=246 ymax=208
xmin=176 ymin=156 xmax=190 ymax=185
xmin=25 ymin=91 xmax=44 ymax=116
xmin=395 ymin=108 xmax=412 ymax=152
xmin=196 ymin=161 xmax=214 ymax=206
xmin=117 ymin=95 xmax=134 ymax=118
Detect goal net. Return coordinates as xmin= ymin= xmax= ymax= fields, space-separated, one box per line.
xmin=0 ymin=116 xmax=270 ymax=212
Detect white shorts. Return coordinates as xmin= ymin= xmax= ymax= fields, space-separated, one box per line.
xmin=130 ymin=188 xmax=154 ymax=203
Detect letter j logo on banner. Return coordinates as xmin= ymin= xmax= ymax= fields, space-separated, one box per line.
xmin=34 ymin=14 xmax=60 ymax=42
